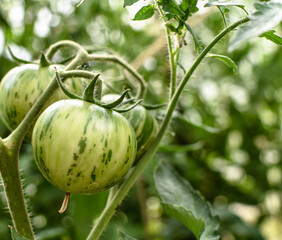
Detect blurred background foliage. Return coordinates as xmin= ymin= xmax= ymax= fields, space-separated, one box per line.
xmin=0 ymin=0 xmax=281 ymax=239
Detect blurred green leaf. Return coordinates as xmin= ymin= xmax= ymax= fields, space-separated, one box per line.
xmin=173 ymin=115 xmax=221 ymax=135
xmin=119 ymin=231 xmax=137 ymax=240
xmin=229 ymin=1 xmax=282 ymax=50
xmin=10 ymin=228 xmax=29 ymax=240
xmin=158 ymin=141 xmax=204 ymax=153
xmin=260 ymin=30 xmax=282 ymax=45
xmin=36 ymin=227 xmax=67 ymax=240
xmin=182 ymin=22 xmax=203 ymax=54
xmin=159 ymin=0 xmax=185 ymax=16
xmin=123 ymin=0 xmax=139 ymax=7
xmin=218 ymin=209 xmax=265 ymax=240
xmin=204 ymin=1 xmax=248 ymax=14
xmin=132 ymin=5 xmax=155 ymax=21
xmin=154 ymin=162 xmax=220 ymax=240
xmin=208 ymin=54 xmax=238 ymax=74
xmin=180 ymin=0 xmax=198 ymax=12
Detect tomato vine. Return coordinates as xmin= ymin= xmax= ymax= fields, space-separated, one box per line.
xmin=1 ymin=0 xmax=280 ymax=238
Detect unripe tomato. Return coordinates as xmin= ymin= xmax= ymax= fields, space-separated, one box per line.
xmin=32 ymin=99 xmax=137 ymax=194
xmin=0 ymin=64 xmax=87 ymax=139
xmin=102 ymin=94 xmax=158 ymax=160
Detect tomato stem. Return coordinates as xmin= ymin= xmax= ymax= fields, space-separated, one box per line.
xmin=86 ymin=54 xmax=147 ymax=99
xmin=156 ymin=3 xmax=178 ymax=100
xmin=58 ymin=192 xmax=71 ymax=214
xmin=46 ymin=40 xmax=84 ymax=62
xmin=0 ymin=48 xmax=89 ymax=239
xmin=86 ymin=16 xmax=250 ymax=240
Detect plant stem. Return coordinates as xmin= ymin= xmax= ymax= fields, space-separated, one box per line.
xmin=86 ymin=16 xmax=249 ymax=240
xmin=0 ymin=139 xmax=35 ymax=239
xmin=86 ymin=54 xmax=147 ymax=99
xmin=156 ymin=3 xmax=177 ymax=99
xmin=46 ymin=40 xmax=83 ymax=61
xmin=60 ymin=70 xmax=96 ymax=80
xmin=0 ymin=49 xmax=88 ymax=239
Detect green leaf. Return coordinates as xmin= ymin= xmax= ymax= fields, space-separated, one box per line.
xmin=132 ymin=4 xmax=155 ymax=21
xmin=159 ymin=0 xmax=185 ymax=16
xmin=154 ymin=162 xmax=220 ymax=240
xmin=204 ymin=1 xmax=248 ymax=15
xmin=208 ymin=54 xmax=238 ymax=74
xmin=260 ymin=30 xmax=282 ymax=45
xmin=158 ymin=141 xmax=204 ymax=153
xmin=119 ymin=231 xmax=137 ymax=240
xmin=229 ymin=1 xmax=282 ymax=51
xmin=182 ymin=22 xmax=203 ymax=54
xmin=123 ymin=0 xmax=139 ymax=8
xmin=173 ymin=115 xmax=221 ymax=135
xmin=180 ymin=0 xmax=198 ymax=12
xmin=10 ymin=227 xmax=29 ymax=240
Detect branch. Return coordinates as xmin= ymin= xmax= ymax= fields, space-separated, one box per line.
xmin=85 ymin=16 xmax=250 ymax=240
xmin=86 ymin=54 xmax=147 ymax=99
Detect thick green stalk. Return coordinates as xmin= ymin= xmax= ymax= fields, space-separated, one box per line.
xmin=0 ymin=139 xmax=34 ymax=239
xmin=86 ymin=17 xmax=250 ymax=240
xmin=156 ymin=3 xmax=177 ymax=99
xmin=86 ymin=54 xmax=147 ymax=99
xmin=0 ymin=49 xmax=88 ymax=239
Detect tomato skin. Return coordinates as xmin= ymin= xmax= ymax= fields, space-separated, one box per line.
xmin=32 ymin=99 xmax=137 ymax=194
xmin=123 ymin=105 xmax=158 ymax=159
xmin=102 ymin=94 xmax=158 ymax=159
xmin=0 ymin=64 xmax=86 ymax=139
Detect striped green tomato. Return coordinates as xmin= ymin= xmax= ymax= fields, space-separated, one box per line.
xmin=0 ymin=64 xmax=87 ymax=139
xmin=123 ymin=105 xmax=158 ymax=159
xmin=32 ymin=99 xmax=137 ymax=194
xmin=102 ymin=94 xmax=158 ymax=160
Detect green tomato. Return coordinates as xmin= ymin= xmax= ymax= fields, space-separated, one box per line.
xmin=0 ymin=117 xmax=10 ymax=138
xmin=102 ymin=94 xmax=158 ymax=160
xmin=0 ymin=64 xmax=87 ymax=139
xmin=32 ymin=99 xmax=137 ymax=194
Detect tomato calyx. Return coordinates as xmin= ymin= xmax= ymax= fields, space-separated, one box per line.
xmin=7 ymin=46 xmax=52 ymax=68
xmin=55 ymin=70 xmax=143 ymax=113
xmin=39 ymin=52 xmax=51 ymax=67
xmin=7 ymin=46 xmax=36 ymax=65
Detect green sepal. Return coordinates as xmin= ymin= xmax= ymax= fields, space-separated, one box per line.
xmin=83 ymin=74 xmax=101 ymax=102
xmin=94 ymin=78 xmax=103 ymax=101
xmin=55 ymin=70 xmax=84 ymax=101
xmin=39 ymin=51 xmax=51 ymax=67
xmin=114 ymin=99 xmax=143 ymax=113
xmin=7 ymin=46 xmax=36 ymax=65
xmin=100 ymin=89 xmax=130 ymax=109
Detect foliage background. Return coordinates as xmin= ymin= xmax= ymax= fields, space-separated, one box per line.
xmin=0 ymin=0 xmax=281 ymax=239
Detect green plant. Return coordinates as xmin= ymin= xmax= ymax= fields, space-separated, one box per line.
xmin=102 ymin=94 xmax=159 ymax=160
xmin=32 ymin=97 xmax=137 ymax=212
xmin=0 ymin=0 xmax=281 ymax=239
xmin=0 ymin=53 xmax=88 ymax=139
